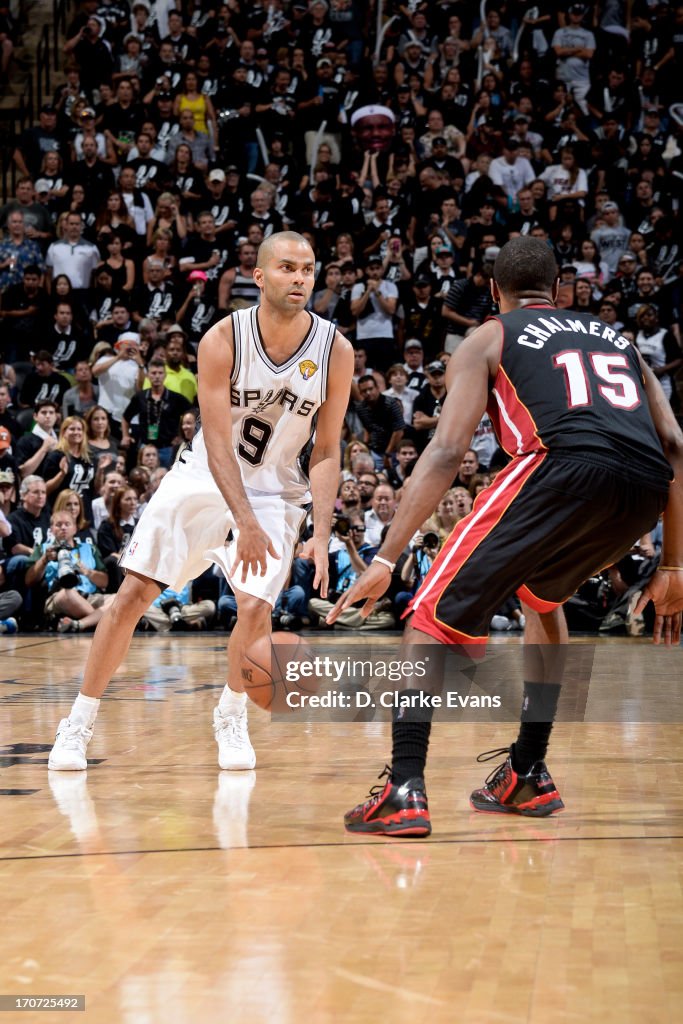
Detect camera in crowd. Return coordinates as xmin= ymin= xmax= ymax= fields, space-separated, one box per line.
xmin=54 ymin=546 xmax=80 ymax=590
xmin=416 ymin=531 xmax=440 ymax=551
xmin=334 ymin=514 xmax=352 ymax=538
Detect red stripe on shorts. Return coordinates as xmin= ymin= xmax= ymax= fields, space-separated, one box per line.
xmin=407 ymin=451 xmax=547 ymax=645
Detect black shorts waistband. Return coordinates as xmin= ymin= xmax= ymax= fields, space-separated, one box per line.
xmin=544 ymin=447 xmax=671 ymax=493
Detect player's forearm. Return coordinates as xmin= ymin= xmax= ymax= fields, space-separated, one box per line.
xmin=206 ymin=445 xmax=259 ymax=530
xmin=661 ymin=446 xmax=683 ymax=566
xmin=309 ymin=448 xmax=341 ymax=541
xmin=376 ymin=439 xmax=461 ymax=564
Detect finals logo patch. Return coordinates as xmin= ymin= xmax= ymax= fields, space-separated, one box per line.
xmin=299 ymin=359 xmax=318 ymax=381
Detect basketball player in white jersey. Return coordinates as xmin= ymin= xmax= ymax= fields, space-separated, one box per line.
xmin=48 ymin=232 xmax=354 ymax=772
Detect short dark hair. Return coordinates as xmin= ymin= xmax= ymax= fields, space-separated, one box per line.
xmin=23 ymin=264 xmax=41 ymax=276
xmin=149 ymin=358 xmax=166 ymax=369
xmin=493 ymin=237 xmax=558 ymax=295
xmin=358 ymin=374 xmax=376 ymax=388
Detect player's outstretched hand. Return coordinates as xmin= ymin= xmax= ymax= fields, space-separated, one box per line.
xmin=232 ymin=522 xmax=280 ymax=583
xmin=634 ymin=570 xmax=683 ymax=646
xmin=326 ymin=562 xmax=391 ymax=624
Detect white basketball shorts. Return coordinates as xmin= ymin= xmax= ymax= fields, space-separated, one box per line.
xmin=120 ymin=461 xmax=306 ymax=607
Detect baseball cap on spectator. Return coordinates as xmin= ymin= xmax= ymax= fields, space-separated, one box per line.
xmin=366 ymin=255 xmax=383 ymax=266
xmin=514 ymin=114 xmax=531 ymax=124
xmin=166 ymin=325 xmax=187 ymax=339
xmin=404 ymin=339 xmax=423 ymax=350
xmin=226 ymin=165 xmax=240 ymax=174
xmin=602 ymin=201 xmax=620 ymax=212
xmin=426 ymin=360 xmax=446 ymax=374
xmin=188 ymin=270 xmax=208 ymax=282
xmin=208 ymin=169 xmax=226 ymax=182
xmin=317 ymin=57 xmax=333 ymax=68
xmin=413 ymin=275 xmax=432 ymax=286
xmin=256 ymin=48 xmax=268 ymax=57
xmin=619 ymin=251 xmax=637 ymax=263
xmin=483 ymin=246 xmax=501 ymax=262
xmin=505 ymin=137 xmax=520 ymax=149
xmin=34 ymin=179 xmax=51 ymax=194
xmin=115 ymin=332 xmax=141 ymax=350
xmin=0 ymin=468 xmax=16 ymax=483
xmin=397 ymin=83 xmax=411 ymax=93
xmin=436 ymin=246 xmax=452 ymax=256
xmin=568 ymin=3 xmax=587 ymax=12
xmin=339 ymin=261 xmax=356 ymax=272
xmin=0 ymin=427 xmax=12 ymax=452
xmin=40 ymin=103 xmax=56 ymax=114
xmin=480 ymin=196 xmax=496 ymax=208
xmin=132 ymin=0 xmax=151 ymax=10
xmin=432 ymin=136 xmax=447 ymax=146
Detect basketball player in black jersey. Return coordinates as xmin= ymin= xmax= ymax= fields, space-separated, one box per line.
xmin=329 ymin=236 xmax=683 ymax=836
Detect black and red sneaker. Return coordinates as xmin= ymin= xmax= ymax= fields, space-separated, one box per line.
xmin=345 ymin=766 xmax=432 ymax=837
xmin=469 ymin=747 xmax=564 ymax=817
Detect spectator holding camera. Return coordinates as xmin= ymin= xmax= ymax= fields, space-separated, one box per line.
xmin=395 ymin=524 xmax=441 ymax=618
xmin=308 ymin=513 xmax=394 ymax=630
xmin=25 ymin=509 xmax=112 ymax=632
xmin=91 ymin=332 xmax=146 ymax=428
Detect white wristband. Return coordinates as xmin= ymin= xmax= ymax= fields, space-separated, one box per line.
xmin=372 ymin=555 xmax=396 ymax=572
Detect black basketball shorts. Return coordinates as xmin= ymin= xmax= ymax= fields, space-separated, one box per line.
xmin=408 ymin=450 xmax=669 ymax=646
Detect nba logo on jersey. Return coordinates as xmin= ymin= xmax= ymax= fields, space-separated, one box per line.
xmin=128 ymin=540 xmax=138 ymax=557
xmin=299 ymin=359 xmax=318 ymax=381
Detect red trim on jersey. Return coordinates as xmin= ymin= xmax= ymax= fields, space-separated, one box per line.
xmin=516 ymin=584 xmax=560 ymax=614
xmin=490 ymin=365 xmax=547 ymax=456
xmin=407 ymin=452 xmax=547 ymax=644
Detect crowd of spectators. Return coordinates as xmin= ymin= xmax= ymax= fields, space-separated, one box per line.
xmin=1 ymin=0 xmax=682 ymax=636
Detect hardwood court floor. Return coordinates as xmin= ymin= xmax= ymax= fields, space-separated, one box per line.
xmin=1 ymin=633 xmax=682 ymax=1024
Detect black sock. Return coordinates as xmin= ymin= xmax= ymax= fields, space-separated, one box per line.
xmin=512 ymin=681 xmax=561 ymax=774
xmin=391 ymin=721 xmax=432 ymax=784
xmin=390 ymin=690 xmax=433 ymax=784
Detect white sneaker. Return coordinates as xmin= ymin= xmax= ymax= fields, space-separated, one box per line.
xmin=213 ymin=706 xmax=256 ymax=770
xmin=48 ymin=717 xmax=93 ymax=771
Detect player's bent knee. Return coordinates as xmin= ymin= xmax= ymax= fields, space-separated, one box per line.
xmin=235 ymin=593 xmax=272 ymax=628
xmin=110 ymin=573 xmax=163 ymax=620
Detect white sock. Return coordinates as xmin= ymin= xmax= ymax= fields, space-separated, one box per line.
xmin=71 ymin=693 xmax=100 ymax=727
xmin=219 ymin=685 xmax=247 ymax=713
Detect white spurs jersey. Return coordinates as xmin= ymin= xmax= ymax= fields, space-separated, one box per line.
xmin=191 ymin=306 xmax=337 ymax=501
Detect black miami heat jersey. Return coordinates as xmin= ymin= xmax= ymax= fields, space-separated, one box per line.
xmin=487 ymin=306 xmax=672 ymax=482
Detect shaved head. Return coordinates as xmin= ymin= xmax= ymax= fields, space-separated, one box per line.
xmin=256 ymin=231 xmax=314 ymax=269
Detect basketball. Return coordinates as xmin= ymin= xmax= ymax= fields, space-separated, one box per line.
xmin=242 ymin=632 xmax=318 ymax=712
